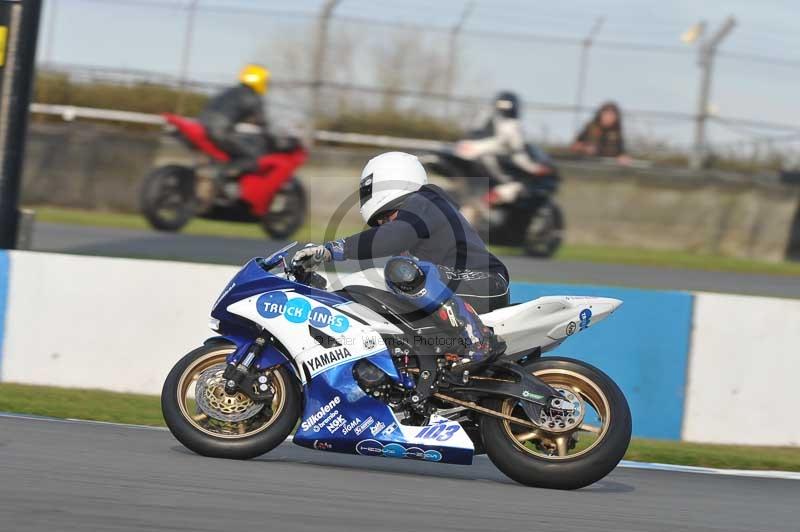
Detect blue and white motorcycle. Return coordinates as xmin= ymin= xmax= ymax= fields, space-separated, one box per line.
xmin=162 ymin=243 xmax=631 ymax=490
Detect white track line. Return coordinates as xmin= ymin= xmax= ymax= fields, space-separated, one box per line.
xmin=618 ymin=460 xmax=800 ymax=481
xmin=2 ymin=412 xmax=798 ymax=481
xmin=0 ymin=411 xmax=167 ymax=431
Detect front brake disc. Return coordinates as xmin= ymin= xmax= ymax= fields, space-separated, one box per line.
xmin=194 ymin=365 xmax=264 ymax=423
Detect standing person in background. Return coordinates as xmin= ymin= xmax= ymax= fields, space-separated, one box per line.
xmin=571 ymin=101 xmax=631 ymax=165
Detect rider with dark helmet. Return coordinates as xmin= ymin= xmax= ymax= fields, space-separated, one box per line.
xmin=199 ymin=64 xmax=271 ymax=193
xmin=292 ymin=152 xmax=510 ymax=370
xmin=456 ymin=91 xmax=553 ymax=196
xmin=457 ymin=91 xmax=557 ymax=223
xmin=463 ymin=91 xmax=551 ymax=176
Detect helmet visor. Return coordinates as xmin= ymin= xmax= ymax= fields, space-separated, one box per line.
xmin=368 ymin=210 xmax=395 ymax=227
xmin=359 ymin=173 xmax=373 ymax=208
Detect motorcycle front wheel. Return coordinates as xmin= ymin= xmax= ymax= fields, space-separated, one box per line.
xmin=261 ymin=178 xmax=307 ymax=239
xmin=140 ymin=165 xmax=197 ymax=232
xmin=480 ymin=357 xmax=631 ymax=490
xmin=161 ymin=343 xmax=300 ymax=459
xmin=523 ymin=201 xmax=564 ymax=258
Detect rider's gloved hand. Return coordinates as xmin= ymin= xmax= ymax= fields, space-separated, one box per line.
xmin=292 ymin=243 xmax=332 ymax=271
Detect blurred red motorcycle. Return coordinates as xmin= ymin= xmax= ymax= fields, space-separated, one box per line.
xmin=140 ymin=113 xmax=308 ymax=239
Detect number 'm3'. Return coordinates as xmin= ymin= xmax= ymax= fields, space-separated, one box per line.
xmin=415 ymin=424 xmax=460 ymax=442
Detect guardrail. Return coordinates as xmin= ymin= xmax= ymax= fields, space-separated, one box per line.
xmin=41 ymin=103 xmax=799 ymax=185
xmin=30 ymin=103 xmax=659 ymax=167
xmin=31 ymin=103 xmax=164 ymax=125
xmin=30 ymin=103 xmax=449 ymax=151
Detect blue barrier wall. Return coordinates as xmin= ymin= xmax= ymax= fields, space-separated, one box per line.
xmin=0 ymin=251 xmax=8 ymax=379
xmin=510 ymin=282 xmax=693 ymax=440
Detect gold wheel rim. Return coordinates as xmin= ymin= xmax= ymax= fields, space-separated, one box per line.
xmin=501 ymin=368 xmax=611 ymax=460
xmin=176 ymin=348 xmax=287 ymax=439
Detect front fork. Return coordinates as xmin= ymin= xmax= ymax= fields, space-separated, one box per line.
xmin=222 ymin=333 xmax=274 ymax=402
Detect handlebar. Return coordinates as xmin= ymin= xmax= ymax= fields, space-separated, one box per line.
xmin=287 ymin=258 xmax=328 ymax=290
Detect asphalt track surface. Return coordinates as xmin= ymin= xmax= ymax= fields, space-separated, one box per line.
xmin=1 ymin=415 xmax=798 ymax=532
xmin=30 ymin=222 xmax=800 ymax=297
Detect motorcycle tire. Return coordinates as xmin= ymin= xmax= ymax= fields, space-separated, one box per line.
xmin=140 ymin=165 xmax=196 ymax=232
xmin=523 ymin=201 xmax=564 ymax=258
xmin=162 ymin=343 xmax=301 ymax=460
xmin=480 ymin=357 xmax=631 ymax=490
xmin=261 ymin=178 xmax=307 ymax=239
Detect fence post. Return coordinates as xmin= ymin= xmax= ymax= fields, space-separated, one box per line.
xmin=43 ymin=0 xmax=56 ymax=65
xmin=176 ymin=0 xmax=199 ymax=115
xmin=787 ymin=196 xmax=800 ymax=261
xmin=444 ymin=1 xmax=473 ymax=119
xmin=0 ymin=0 xmax=42 ymax=249
xmin=16 ymin=208 xmax=34 ymax=249
xmin=573 ymin=16 xmax=604 ymax=131
xmin=690 ymin=16 xmax=736 ymax=170
xmin=309 ymin=0 xmax=341 ymax=144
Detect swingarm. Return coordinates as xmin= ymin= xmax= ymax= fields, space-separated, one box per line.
xmin=438 ymin=360 xmax=571 ymax=427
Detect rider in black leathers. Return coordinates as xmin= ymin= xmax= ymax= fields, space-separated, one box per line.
xmin=292 ymin=152 xmax=509 ymax=371
xmin=198 ymin=64 xmax=271 ymax=182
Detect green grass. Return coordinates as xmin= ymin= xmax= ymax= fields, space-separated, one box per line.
xmin=30 ymin=205 xmax=362 ymax=243
xmin=625 ymin=438 xmax=800 ymax=472
xmin=34 ymin=205 xmax=266 ymax=238
xmin=0 ymin=383 xmax=164 ymax=426
xmin=29 ymin=205 xmax=800 ymax=276
xmin=2 ymin=382 xmax=799 ymax=472
xmin=554 ymin=245 xmax=800 ymax=276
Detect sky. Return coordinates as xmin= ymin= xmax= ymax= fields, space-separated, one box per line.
xmin=36 ymin=0 xmax=800 ymax=151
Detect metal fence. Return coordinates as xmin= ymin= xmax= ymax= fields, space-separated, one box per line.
xmin=34 ymin=0 xmax=800 ymax=167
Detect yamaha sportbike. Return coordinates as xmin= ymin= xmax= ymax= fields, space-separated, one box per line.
xmin=162 ymin=243 xmax=631 ymax=490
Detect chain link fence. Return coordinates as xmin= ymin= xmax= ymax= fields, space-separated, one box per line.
xmin=34 ymin=0 xmax=800 ymax=169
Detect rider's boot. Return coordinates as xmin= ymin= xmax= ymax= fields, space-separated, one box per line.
xmin=215 ymin=159 xmax=257 ymax=201
xmin=222 ymin=182 xmax=240 ymax=201
xmin=213 ymin=164 xmax=239 ymax=201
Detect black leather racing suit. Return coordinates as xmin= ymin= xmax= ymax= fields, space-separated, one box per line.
xmin=331 ymin=184 xmax=510 ymax=313
xmin=198 ymin=84 xmax=269 ymax=175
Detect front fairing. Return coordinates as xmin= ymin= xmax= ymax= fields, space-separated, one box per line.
xmin=205 ymin=257 xmax=474 ymax=466
xmin=210 ymin=258 xmax=292 ymax=333
xmin=206 ymin=259 xmax=292 ymax=370
xmin=211 ymin=258 xmax=400 ymax=381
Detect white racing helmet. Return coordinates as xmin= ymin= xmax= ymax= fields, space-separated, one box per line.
xmin=359 ymin=152 xmax=428 ymax=226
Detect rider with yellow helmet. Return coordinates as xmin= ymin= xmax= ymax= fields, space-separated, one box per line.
xmin=199 ymin=64 xmax=272 ymax=194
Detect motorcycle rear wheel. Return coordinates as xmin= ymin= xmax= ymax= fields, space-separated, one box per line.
xmin=140 ymin=165 xmax=197 ymax=232
xmin=161 ymin=343 xmax=300 ymax=459
xmin=480 ymin=357 xmax=631 ymax=490
xmin=261 ymin=178 xmax=307 ymax=239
